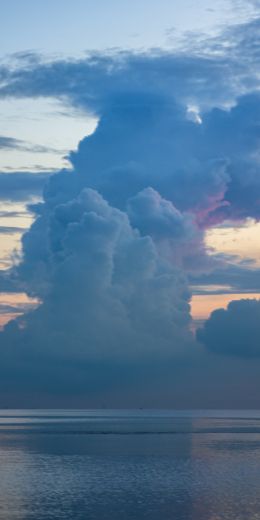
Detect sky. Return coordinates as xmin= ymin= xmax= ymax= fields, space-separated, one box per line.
xmin=0 ymin=0 xmax=260 ymax=407
xmin=0 ymin=0 xmax=251 ymax=55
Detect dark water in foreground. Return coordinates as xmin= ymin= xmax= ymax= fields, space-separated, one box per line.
xmin=1 ymin=410 xmax=260 ymax=519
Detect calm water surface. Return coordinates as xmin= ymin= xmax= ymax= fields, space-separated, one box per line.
xmin=0 ymin=409 xmax=260 ymax=519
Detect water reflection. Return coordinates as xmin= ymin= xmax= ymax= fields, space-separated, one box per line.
xmin=0 ymin=410 xmax=259 ymax=519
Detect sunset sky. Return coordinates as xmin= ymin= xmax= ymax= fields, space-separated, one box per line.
xmin=0 ymin=0 xmax=260 ymax=407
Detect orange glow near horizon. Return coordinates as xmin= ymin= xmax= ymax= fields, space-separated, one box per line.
xmin=0 ymin=293 xmax=38 ymax=304
xmin=191 ymin=293 xmax=260 ymax=321
xmin=0 ymin=313 xmax=19 ymax=329
xmin=1 ymin=291 xmax=259 ymax=330
xmin=206 ymin=220 xmax=260 ymax=266
xmin=0 ymin=292 xmax=39 ymax=329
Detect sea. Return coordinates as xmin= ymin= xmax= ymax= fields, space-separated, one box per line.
xmin=0 ymin=409 xmax=260 ymax=519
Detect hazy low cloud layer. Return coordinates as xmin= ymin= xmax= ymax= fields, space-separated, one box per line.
xmin=0 ymin=171 xmax=50 ymax=201
xmin=191 ymin=263 xmax=260 ymax=293
xmin=0 ymin=270 xmax=19 ymax=293
xmin=0 ymin=135 xmax=58 ymax=154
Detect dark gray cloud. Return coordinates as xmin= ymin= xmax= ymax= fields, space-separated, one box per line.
xmin=0 ymin=210 xmax=28 ymax=218
xmin=0 ymin=136 xmax=25 ymax=149
xmin=0 ymin=51 xmax=238 ymax=113
xmin=0 ymin=135 xmax=60 ymax=154
xmin=190 ymin=262 xmax=260 ymax=293
xmin=201 ymin=94 xmax=260 ymax=221
xmin=2 ymin=15 xmax=260 ymax=110
xmin=0 ymin=226 xmax=25 ymax=234
xmin=197 ymin=299 xmax=260 ymax=357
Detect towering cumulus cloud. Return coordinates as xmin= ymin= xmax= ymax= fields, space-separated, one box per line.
xmin=0 ymin=93 xmax=200 ymax=399
xmin=11 ymin=187 xmax=192 ymax=362
xmin=1 ymin=36 xmax=260 ymax=403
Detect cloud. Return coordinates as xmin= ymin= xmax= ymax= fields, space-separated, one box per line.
xmin=3 ymin=45 xmax=257 ymax=223
xmin=0 ymin=19 xmax=260 ymax=403
xmin=197 ymin=299 xmax=260 ymax=357
xmin=1 ymin=23 xmax=260 ymax=223
xmin=0 ymin=136 xmax=26 ymax=150
xmin=190 ymin=262 xmax=260 ymax=293
xmin=126 ymin=187 xmax=201 ymax=268
xmin=67 ymin=88 xmax=260 ymax=225
xmin=0 ymin=270 xmax=20 ymax=293
xmin=0 ymin=51 xmax=236 ymax=112
xmin=0 ymin=188 xmax=193 ymax=396
xmin=16 ymin=88 xmax=229 ymax=304
xmin=201 ymin=94 xmax=260 ymax=221
xmin=0 ymin=135 xmax=60 ymax=154
xmin=127 ymin=187 xmax=196 ymax=241
xmin=0 ymin=303 xmax=35 ymax=315
xmin=0 ymin=210 xmax=28 ymax=218
xmin=0 ymin=226 xmax=25 ymax=234
xmin=2 ymin=81 xmax=257 ymax=400
xmin=0 ymin=171 xmax=50 ymax=201
xmin=67 ymin=91 xmax=231 ymax=227
xmin=2 ymin=14 xmax=260 ymax=111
